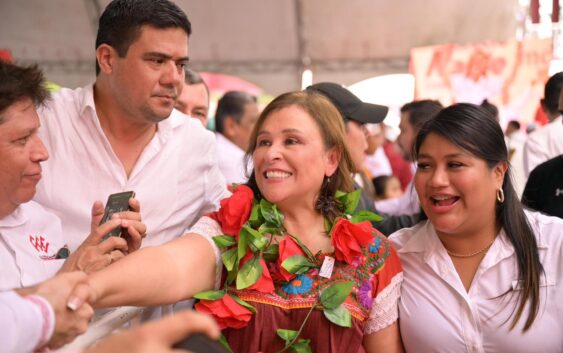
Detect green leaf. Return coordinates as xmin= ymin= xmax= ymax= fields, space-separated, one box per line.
xmin=262 ymin=244 xmax=279 ymax=262
xmin=323 ymin=305 xmax=352 ymax=328
xmin=276 ymin=328 xmax=298 ymax=344
xmin=320 ymin=281 xmax=354 ymax=309
xmin=340 ymin=189 xmax=361 ymax=214
xmin=258 ymin=223 xmax=284 ymax=236
xmin=290 ymin=339 xmax=312 ymax=353
xmin=287 ymin=235 xmax=316 ymax=262
xmin=324 ymin=217 xmax=333 ymax=233
xmin=237 ymin=229 xmax=248 ymax=260
xmin=236 ymin=256 xmax=263 ymax=290
xmin=212 ymin=235 xmax=237 ymax=248
xmin=248 ymin=203 xmax=263 ymax=228
xmin=193 ymin=290 xmax=225 ymax=300
xmin=226 ymin=258 xmax=239 ymax=285
xmin=350 ymin=210 xmax=384 ymax=223
xmin=221 ymin=248 xmax=238 ymax=272
xmin=281 ymin=255 xmax=316 ymax=274
xmin=230 ymin=293 xmax=256 ymax=313
xmin=260 ymin=199 xmax=284 ymax=227
xmin=218 ymin=334 xmax=234 ymax=353
xmin=244 ymin=225 xmax=268 ymax=252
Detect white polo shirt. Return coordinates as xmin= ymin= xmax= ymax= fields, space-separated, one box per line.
xmin=390 ymin=211 xmax=563 ymax=353
xmin=0 ymin=201 xmax=65 ymax=291
xmin=523 ymin=116 xmax=563 ymax=178
xmin=35 ymin=84 xmax=229 ymax=251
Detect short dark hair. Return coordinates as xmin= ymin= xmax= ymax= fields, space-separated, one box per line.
xmin=184 ymin=68 xmax=209 ymax=96
xmin=372 ymin=175 xmax=393 ymax=198
xmin=215 ymin=91 xmax=257 ymax=134
xmin=543 ymin=71 xmax=563 ymax=115
xmin=414 ymin=103 xmax=543 ymax=332
xmin=400 ymin=100 xmax=443 ymax=131
xmin=95 ymin=0 xmax=192 ymax=75
xmin=0 ymin=61 xmax=49 ymax=124
xmin=507 ymin=120 xmax=521 ymax=130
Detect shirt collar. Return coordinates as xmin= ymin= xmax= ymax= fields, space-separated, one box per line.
xmin=0 ymin=205 xmax=28 ymax=228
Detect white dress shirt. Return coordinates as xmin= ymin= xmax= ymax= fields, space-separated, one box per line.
xmin=0 ymin=201 xmax=65 ymax=291
xmin=365 ymin=147 xmax=393 ymax=178
xmin=0 ymin=291 xmax=55 ymax=353
xmin=523 ymin=116 xmax=563 ymax=178
xmin=390 ymin=211 xmax=563 ymax=353
xmin=215 ymin=132 xmax=250 ymax=185
xmin=35 ymin=85 xmax=229 ymax=251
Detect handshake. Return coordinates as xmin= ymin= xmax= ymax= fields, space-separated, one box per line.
xmin=13 ymin=271 xmax=220 ymax=353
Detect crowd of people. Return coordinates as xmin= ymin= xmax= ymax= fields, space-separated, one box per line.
xmin=0 ymin=0 xmax=562 ymax=352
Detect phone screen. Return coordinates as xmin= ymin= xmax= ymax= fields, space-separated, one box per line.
xmin=100 ymin=191 xmax=135 ymax=238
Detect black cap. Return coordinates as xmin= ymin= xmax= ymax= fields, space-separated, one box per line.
xmin=306 ymin=82 xmax=388 ymax=124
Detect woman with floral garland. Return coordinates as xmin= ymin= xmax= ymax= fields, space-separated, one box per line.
xmin=86 ymin=91 xmax=404 ymax=353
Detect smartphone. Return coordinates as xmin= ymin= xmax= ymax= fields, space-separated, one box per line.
xmin=173 ymin=334 xmax=229 ymax=353
xmin=100 ymin=191 xmax=135 ymax=239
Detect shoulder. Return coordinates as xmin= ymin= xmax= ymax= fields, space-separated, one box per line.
xmin=388 ymin=221 xmax=427 ymax=251
xmin=169 ymin=110 xmax=216 ymax=146
xmin=20 ymin=201 xmax=61 ymax=224
xmin=525 ymin=210 xmax=563 ymax=246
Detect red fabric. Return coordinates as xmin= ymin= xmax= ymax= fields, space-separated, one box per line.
xmin=383 ymin=141 xmax=413 ymax=190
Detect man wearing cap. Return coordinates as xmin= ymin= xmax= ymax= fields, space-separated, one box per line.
xmin=307 ymin=82 xmax=419 ymax=235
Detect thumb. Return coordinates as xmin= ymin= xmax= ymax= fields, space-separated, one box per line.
xmin=91 ymin=201 xmax=105 ymax=231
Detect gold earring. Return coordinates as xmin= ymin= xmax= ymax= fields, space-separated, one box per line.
xmin=496 ymin=188 xmax=505 ymax=203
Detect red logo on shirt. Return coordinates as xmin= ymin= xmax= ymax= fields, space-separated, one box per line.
xmin=29 ymin=235 xmax=50 ymax=254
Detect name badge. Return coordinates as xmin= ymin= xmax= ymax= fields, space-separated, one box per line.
xmin=319 ymin=256 xmax=335 ymax=278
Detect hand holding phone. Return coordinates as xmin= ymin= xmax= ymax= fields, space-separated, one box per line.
xmin=100 ymin=191 xmax=135 ymax=239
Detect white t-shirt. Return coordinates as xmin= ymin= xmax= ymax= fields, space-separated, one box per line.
xmin=523 ymin=116 xmax=563 ymax=178
xmin=215 ymin=132 xmax=251 ymax=185
xmin=374 ymin=180 xmax=420 ymax=216
xmin=0 ymin=201 xmax=65 ymax=291
xmin=35 ymin=85 xmax=229 ymax=251
xmin=390 ymin=211 xmax=563 ymax=353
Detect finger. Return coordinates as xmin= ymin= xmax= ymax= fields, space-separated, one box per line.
xmin=123 ymin=223 xmax=144 ymax=252
xmin=67 ymin=282 xmax=94 ymax=311
xmin=142 ymin=310 xmax=221 ymax=345
xmin=87 ymin=218 xmax=123 ymax=244
xmin=129 ymin=197 xmax=141 ymax=213
xmin=113 ymin=209 xmax=141 ymax=221
xmin=109 ymin=249 xmax=125 ymax=263
xmin=98 ymin=236 xmax=128 ymax=253
xmin=90 ymin=201 xmax=105 ymax=231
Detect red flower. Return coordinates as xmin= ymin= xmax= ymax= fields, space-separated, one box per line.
xmin=195 ymin=294 xmax=253 ymax=330
xmin=209 ymin=185 xmax=254 ymax=237
xmin=276 ymin=236 xmax=306 ymax=282
xmin=240 ymin=252 xmax=275 ymax=293
xmin=331 ymin=218 xmax=374 ymax=265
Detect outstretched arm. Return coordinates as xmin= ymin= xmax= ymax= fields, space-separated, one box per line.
xmin=85 ymin=234 xmax=217 ymax=308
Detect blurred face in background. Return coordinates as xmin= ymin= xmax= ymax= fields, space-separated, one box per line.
xmin=175 ymin=82 xmax=209 ymax=127
xmin=397 ymin=112 xmax=416 ymax=161
xmin=345 ymin=120 xmax=368 ymax=172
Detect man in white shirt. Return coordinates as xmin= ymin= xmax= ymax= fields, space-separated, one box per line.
xmin=0 ymin=61 xmax=145 ymax=292
xmin=175 ymin=68 xmax=210 ymax=128
xmin=34 ymin=0 xmax=228 ymax=252
xmin=523 ymin=71 xmax=563 ymax=178
xmin=375 ymin=100 xmax=443 ymax=215
xmin=214 ymin=91 xmax=259 ymax=185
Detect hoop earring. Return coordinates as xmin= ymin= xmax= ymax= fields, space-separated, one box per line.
xmin=496 ymin=188 xmax=505 ymax=203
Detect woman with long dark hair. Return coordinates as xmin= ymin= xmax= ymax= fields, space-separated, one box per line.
xmin=390 ymin=103 xmax=563 ymax=352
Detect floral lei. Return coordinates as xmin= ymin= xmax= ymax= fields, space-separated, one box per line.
xmin=194 ymin=184 xmax=383 ymax=353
